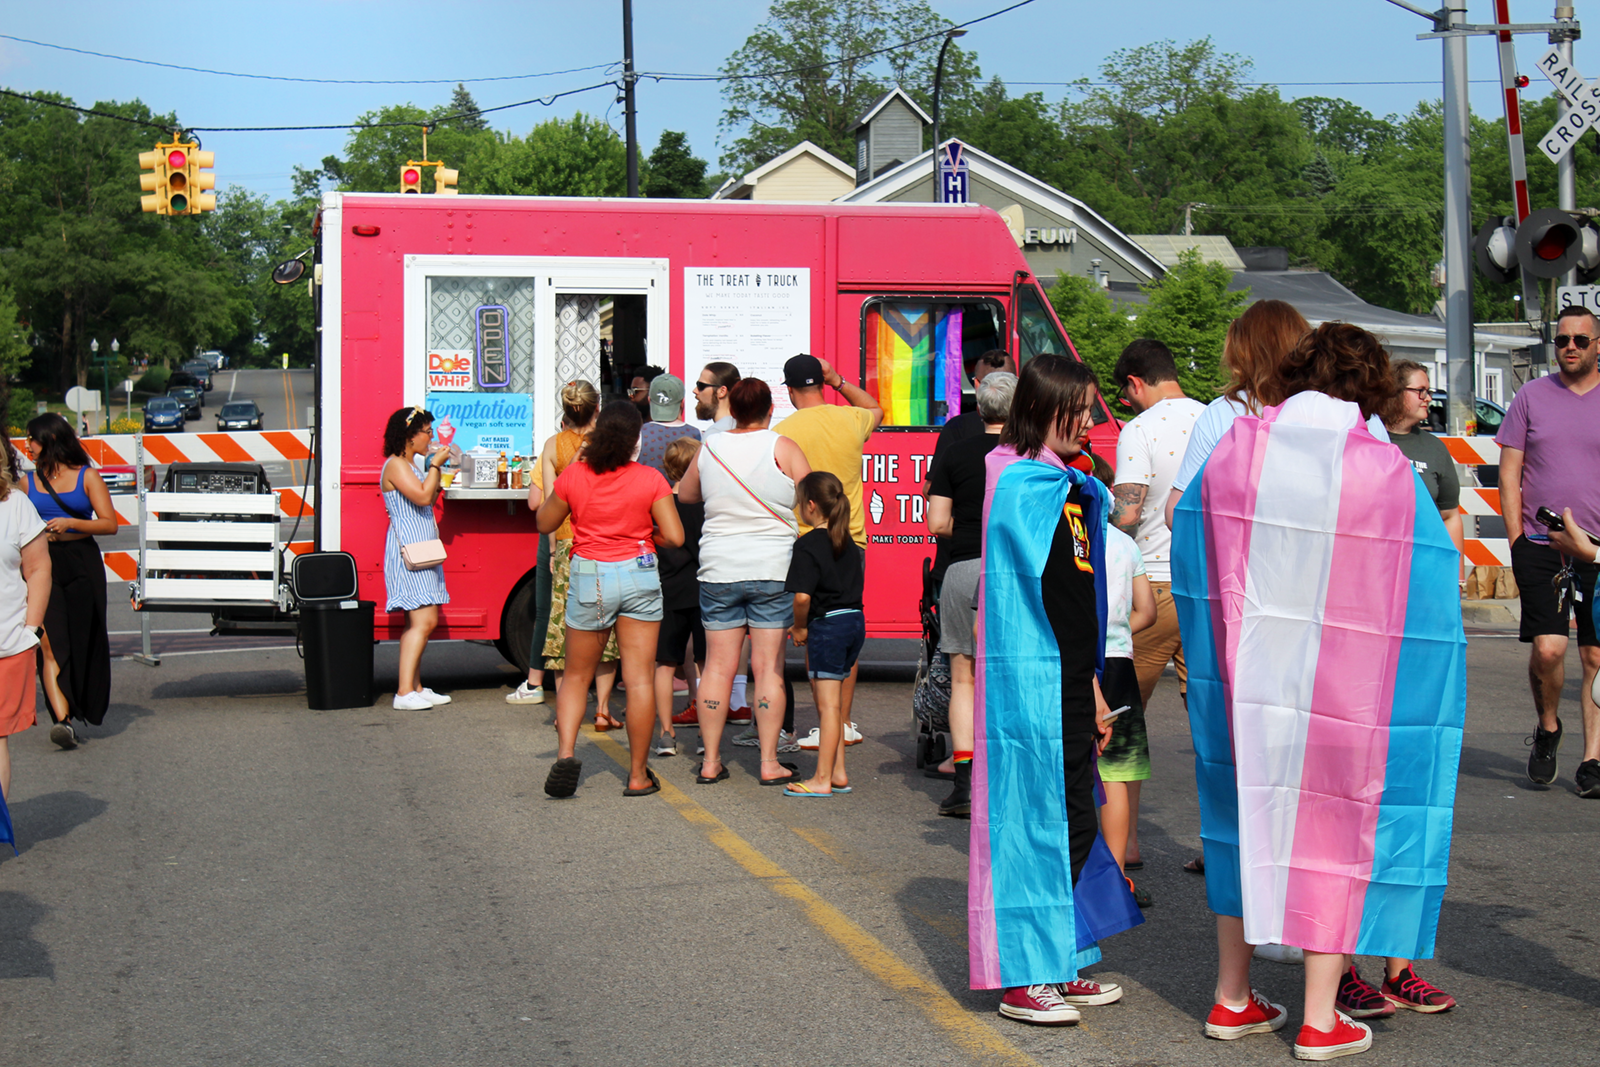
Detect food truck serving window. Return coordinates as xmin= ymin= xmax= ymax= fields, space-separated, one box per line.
xmin=861 ymin=298 xmax=1004 ymax=428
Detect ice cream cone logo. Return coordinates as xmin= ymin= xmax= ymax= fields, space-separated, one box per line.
xmin=869 ymin=490 xmax=885 ymax=525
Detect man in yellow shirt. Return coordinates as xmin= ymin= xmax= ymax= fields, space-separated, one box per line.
xmin=776 ymin=354 xmax=883 ymax=550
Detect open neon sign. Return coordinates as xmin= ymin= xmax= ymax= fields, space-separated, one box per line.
xmin=476 ymin=304 xmax=510 ymax=389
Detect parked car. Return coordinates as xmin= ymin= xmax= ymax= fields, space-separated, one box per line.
xmin=168 ymin=370 xmax=204 ymax=395
xmin=144 ymin=396 xmax=186 ymax=432
xmin=216 ymin=400 xmax=263 ymax=431
xmin=100 ymin=462 xmax=157 ymax=494
xmin=167 ymin=385 xmax=202 ymax=419
xmin=1427 ymin=391 xmax=1508 ymax=489
xmin=181 ymin=360 xmax=214 ymax=391
xmin=198 ymin=349 xmax=227 ymax=371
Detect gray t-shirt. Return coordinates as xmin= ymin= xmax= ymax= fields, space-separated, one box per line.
xmin=1390 ymin=426 xmax=1460 ymax=512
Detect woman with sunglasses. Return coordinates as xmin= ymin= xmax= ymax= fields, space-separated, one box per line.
xmin=381 ymin=406 xmax=453 ymax=711
xmin=22 ymin=414 xmax=116 ymax=747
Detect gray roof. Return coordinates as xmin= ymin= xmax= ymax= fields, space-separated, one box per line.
xmin=1223 ymin=271 xmax=1442 ymax=332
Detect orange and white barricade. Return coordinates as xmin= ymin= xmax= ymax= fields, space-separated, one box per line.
xmin=1439 ymin=436 xmax=1509 ymax=567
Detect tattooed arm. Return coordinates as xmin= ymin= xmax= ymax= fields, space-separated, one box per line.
xmin=1110 ymin=482 xmax=1147 ymax=538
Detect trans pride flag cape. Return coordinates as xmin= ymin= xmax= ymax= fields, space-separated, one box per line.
xmin=0 ymin=786 xmax=12 ymax=855
xmin=1171 ymin=392 xmax=1466 ymax=959
xmin=969 ymin=445 xmax=1143 ymax=990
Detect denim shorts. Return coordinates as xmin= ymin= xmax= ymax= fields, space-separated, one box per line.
xmin=700 ymin=579 xmax=793 ymax=630
xmin=565 ymin=554 xmax=663 ymax=630
xmin=806 ymin=610 xmax=865 ymax=680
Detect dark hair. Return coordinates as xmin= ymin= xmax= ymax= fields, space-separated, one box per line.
xmin=560 ymin=380 xmax=600 ymax=427
xmin=702 ymin=361 xmax=741 ymax=391
xmin=1276 ymin=322 xmax=1396 ymax=421
xmin=1113 ymin=339 xmax=1180 ymax=389
xmin=1223 ymin=299 xmax=1310 ymax=414
xmin=969 ymin=348 xmax=1014 ymax=377
xmin=1089 ymin=451 xmax=1116 ymax=488
xmin=662 ymin=436 xmax=701 ymax=483
xmin=25 ymin=413 xmax=92 ymax=480
xmin=1382 ymin=359 xmax=1431 ymax=428
xmin=1000 ymin=354 xmax=1099 ymax=459
xmin=1557 ymin=305 xmax=1600 ymax=334
xmin=382 ymin=407 xmax=433 ymax=457
xmin=727 ymin=377 xmax=772 ymax=425
xmin=583 ymin=401 xmax=642 ymax=474
xmin=798 ymin=471 xmax=851 ymax=559
xmin=630 ymin=364 xmax=665 ymax=384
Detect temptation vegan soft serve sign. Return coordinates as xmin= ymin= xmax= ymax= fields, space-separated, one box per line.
xmin=425 ymin=392 xmax=533 ymax=457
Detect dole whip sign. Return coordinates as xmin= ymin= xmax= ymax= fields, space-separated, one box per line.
xmin=428 ymin=349 xmax=475 ymax=391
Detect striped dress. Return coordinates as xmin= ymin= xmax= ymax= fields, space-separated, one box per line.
xmin=382 ymin=456 xmax=450 ymax=613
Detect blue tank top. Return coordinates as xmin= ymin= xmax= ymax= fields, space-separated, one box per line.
xmin=27 ymin=467 xmax=93 ymax=521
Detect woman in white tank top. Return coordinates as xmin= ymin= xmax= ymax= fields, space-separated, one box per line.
xmin=679 ymin=378 xmax=811 ymax=786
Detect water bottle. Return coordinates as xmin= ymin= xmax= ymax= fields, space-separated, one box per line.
xmin=636 ymin=538 xmax=656 ymax=569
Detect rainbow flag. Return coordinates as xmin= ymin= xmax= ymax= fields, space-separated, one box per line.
xmin=871 ymin=305 xmax=932 ymax=426
xmin=932 ymin=306 xmax=962 ymax=425
xmin=1171 ymin=392 xmax=1466 ymax=958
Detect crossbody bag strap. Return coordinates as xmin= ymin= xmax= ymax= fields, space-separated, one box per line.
xmin=701 ymin=437 xmax=799 ymax=534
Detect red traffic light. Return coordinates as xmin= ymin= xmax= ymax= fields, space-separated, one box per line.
xmin=168 ymin=149 xmax=187 ymax=169
xmin=404 ymin=168 xmax=419 ymax=184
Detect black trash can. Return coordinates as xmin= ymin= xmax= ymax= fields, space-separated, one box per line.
xmin=301 ymin=599 xmax=375 ymax=710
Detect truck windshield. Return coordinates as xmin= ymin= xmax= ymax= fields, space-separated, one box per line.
xmin=1015 ymin=283 xmax=1070 ymax=364
xmin=861 ymin=298 xmax=1004 ymax=428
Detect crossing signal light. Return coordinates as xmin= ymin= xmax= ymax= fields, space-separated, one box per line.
xmin=434 ymin=165 xmax=459 ymax=195
xmin=1474 ymin=216 xmax=1519 ymax=284
xmin=1474 ymin=209 xmax=1600 ymax=284
xmin=401 ymin=165 xmax=423 ymax=193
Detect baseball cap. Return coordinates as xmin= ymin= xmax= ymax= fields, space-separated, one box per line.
xmin=784 ymin=354 xmax=824 ymax=388
xmin=649 ymin=373 xmax=685 ymax=420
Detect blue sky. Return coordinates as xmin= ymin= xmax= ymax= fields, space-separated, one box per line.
xmin=0 ymin=0 xmax=1583 ymax=203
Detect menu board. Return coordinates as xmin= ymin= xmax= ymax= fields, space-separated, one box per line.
xmin=683 ymin=267 xmax=811 ymax=423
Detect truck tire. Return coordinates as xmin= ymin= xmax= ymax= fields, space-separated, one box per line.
xmin=495 ymin=568 xmax=539 ymax=673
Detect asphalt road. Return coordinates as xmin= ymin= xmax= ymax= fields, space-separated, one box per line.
xmin=0 ymin=624 xmax=1596 ymax=1067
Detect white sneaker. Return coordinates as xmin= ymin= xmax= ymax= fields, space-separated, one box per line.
xmin=797 ymin=727 xmax=821 ymax=750
xmin=652 ymin=734 xmax=678 ymax=757
xmin=506 ymin=682 xmax=545 ymax=705
xmin=393 ymin=691 xmax=432 ymax=710
xmin=730 ymin=724 xmax=760 ymax=747
xmin=777 ymin=729 xmax=801 ymax=753
xmin=1255 ymin=944 xmax=1304 ymax=965
xmin=420 ymin=688 xmax=452 ymax=706
xmin=844 ymin=722 xmax=864 ymax=745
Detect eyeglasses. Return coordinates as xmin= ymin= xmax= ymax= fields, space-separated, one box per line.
xmin=692 ymin=380 xmax=716 ymax=392
xmin=1555 ymin=334 xmax=1593 ymax=349
xmin=628 ymin=386 xmax=648 ymax=397
xmin=1402 ymin=386 xmax=1431 ymax=399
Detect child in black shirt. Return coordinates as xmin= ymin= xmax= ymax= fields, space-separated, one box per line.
xmin=784 ymin=472 xmax=864 ymax=797
xmin=653 ymin=437 xmax=706 ymax=754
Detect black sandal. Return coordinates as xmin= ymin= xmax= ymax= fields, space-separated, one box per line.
xmin=695 ymin=761 xmax=729 ymax=784
xmin=543 ymin=756 xmax=582 ymax=798
xmin=759 ymin=758 xmax=798 ymax=786
xmin=623 ymin=768 xmax=661 ymax=797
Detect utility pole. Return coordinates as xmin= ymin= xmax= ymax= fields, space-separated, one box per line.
xmin=1442 ymin=0 xmax=1474 ymax=438
xmin=623 ymin=0 xmax=639 ymax=197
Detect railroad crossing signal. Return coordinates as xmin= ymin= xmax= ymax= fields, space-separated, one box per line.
xmin=1474 ymin=208 xmax=1600 ymax=284
xmin=434 ymin=165 xmax=459 ymax=195
xmin=138 ymin=141 xmax=216 ymax=215
xmin=400 ymin=164 xmax=423 ymax=194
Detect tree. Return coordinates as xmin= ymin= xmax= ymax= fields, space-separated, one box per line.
xmin=1050 ymin=275 xmax=1136 ymax=407
xmin=1135 ymin=248 xmax=1247 ymax=400
xmin=717 ymin=0 xmax=980 ymax=172
xmin=294 ymin=100 xmax=499 ymax=195
xmin=477 ymin=114 xmax=627 ymax=196
xmin=0 ymin=282 xmax=33 ymax=432
xmin=643 ymin=131 xmax=709 ymax=198
xmin=445 ymin=84 xmax=488 ymax=132
xmin=947 ymin=79 xmax=1071 ymax=189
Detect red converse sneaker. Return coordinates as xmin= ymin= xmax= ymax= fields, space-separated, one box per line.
xmin=726 ymin=705 xmax=753 ymax=724
xmin=998 ymin=984 xmax=1081 ymax=1025
xmin=1382 ymin=966 xmax=1456 ymax=1013
xmin=1055 ymin=978 xmax=1122 ymax=1005
xmin=1204 ymin=989 xmax=1288 ymax=1039
xmin=670 ymin=702 xmax=699 ymax=727
xmin=1335 ymin=965 xmax=1396 ymax=1019
xmin=1292 ymin=1012 xmax=1373 ymax=1060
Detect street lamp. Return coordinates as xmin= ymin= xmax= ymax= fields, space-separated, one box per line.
xmin=930 ymin=27 xmax=967 ymax=197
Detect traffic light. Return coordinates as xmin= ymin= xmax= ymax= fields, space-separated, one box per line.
xmin=400 ymin=165 xmax=423 ymax=194
xmin=186 ymin=149 xmax=216 ymax=213
xmin=434 ymin=165 xmax=459 ymax=195
xmin=138 ymin=148 xmax=165 ymax=213
xmin=1474 ymin=209 xmax=1600 ymax=283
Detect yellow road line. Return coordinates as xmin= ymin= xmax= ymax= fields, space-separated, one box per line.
xmin=282 ymin=370 xmax=297 ymax=430
xmin=584 ymin=730 xmax=1039 ymax=1067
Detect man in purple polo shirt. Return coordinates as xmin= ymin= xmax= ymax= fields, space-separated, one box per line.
xmin=1498 ymin=304 xmax=1600 ymax=796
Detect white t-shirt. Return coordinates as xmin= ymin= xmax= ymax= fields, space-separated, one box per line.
xmin=1114 ymin=396 xmax=1205 ymax=583
xmin=1171 ymin=395 xmax=1392 ymax=496
xmin=0 ymin=490 xmax=48 ymax=658
xmin=1104 ymin=523 xmax=1145 ymax=659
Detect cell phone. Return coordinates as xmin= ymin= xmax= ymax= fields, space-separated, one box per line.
xmin=1537 ymin=506 xmax=1566 ymax=531
xmin=1103 ymin=705 xmax=1130 ymax=722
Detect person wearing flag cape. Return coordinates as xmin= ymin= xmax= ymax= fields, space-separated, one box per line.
xmin=968 ymin=354 xmax=1144 ymax=1026
xmin=1171 ymin=323 xmax=1467 ymax=1061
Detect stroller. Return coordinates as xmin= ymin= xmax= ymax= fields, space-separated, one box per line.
xmin=911 ymin=557 xmax=952 ymax=769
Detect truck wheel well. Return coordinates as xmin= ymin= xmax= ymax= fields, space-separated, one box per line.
xmin=495 ymin=565 xmax=541 ymax=672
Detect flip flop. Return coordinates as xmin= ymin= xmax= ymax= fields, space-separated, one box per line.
xmin=1183 ymin=856 xmax=1205 ymax=874
xmin=830 ymin=785 xmax=853 ymax=794
xmin=760 ymin=770 xmax=799 ymax=786
xmin=695 ymin=763 xmax=729 ymax=784
xmin=783 ymin=781 xmax=833 ymax=798
xmin=623 ymin=768 xmax=661 ymax=797
xmin=543 ymin=757 xmax=582 ymax=798
xmin=1124 ymin=859 xmax=1144 ymax=872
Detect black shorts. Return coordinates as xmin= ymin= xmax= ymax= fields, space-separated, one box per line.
xmin=656 ymin=605 xmax=707 ymax=666
xmin=1511 ymin=535 xmax=1600 ymax=646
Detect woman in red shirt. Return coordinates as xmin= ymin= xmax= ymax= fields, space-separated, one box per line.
xmin=537 ymin=402 xmax=684 ymax=798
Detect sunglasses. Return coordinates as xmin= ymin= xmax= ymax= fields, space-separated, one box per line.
xmin=1555 ymin=334 xmax=1593 ymax=349
xmin=692 ymin=380 xmax=716 ymax=392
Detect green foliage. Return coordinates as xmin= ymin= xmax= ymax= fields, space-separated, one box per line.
xmin=477 ymin=114 xmax=627 ymax=196
xmin=1050 ymin=276 xmax=1136 ymax=407
xmin=6 ymin=386 xmax=34 ymax=435
xmin=109 ymin=414 xmax=141 ymax=434
xmin=644 ymin=132 xmax=710 ymax=198
xmin=717 ymin=0 xmax=980 ymax=171
xmin=135 ymin=366 xmax=171 ymax=393
xmin=1136 ymin=248 xmax=1248 ymax=400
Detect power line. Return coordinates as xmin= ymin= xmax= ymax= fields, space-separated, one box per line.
xmin=0 ymin=33 xmax=618 ymax=86
xmin=1008 ymin=79 xmax=1507 ymax=88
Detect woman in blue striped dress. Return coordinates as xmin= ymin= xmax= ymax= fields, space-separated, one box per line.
xmin=381 ymin=407 xmax=452 ymax=711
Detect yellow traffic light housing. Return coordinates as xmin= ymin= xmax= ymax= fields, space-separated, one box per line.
xmin=138 ymin=149 xmax=164 ymax=213
xmin=434 ymin=166 xmax=459 ymax=195
xmin=400 ymin=165 xmax=423 ymax=194
xmin=187 ymin=149 xmax=217 ymax=213
xmin=138 ymin=140 xmax=216 ymax=214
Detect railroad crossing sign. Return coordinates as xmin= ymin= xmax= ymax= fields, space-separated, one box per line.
xmin=1536 ymin=44 xmax=1600 ymax=163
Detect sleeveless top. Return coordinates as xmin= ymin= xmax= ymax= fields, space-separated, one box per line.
xmin=26 ymin=467 xmax=94 ymax=522
xmin=549 ymin=428 xmax=586 ymax=541
xmin=697 ymin=429 xmax=797 ymax=584
xmin=380 ymin=456 xmax=449 ymax=612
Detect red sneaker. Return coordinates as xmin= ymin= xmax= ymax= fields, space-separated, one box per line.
xmin=998 ymin=984 xmax=1080 ymax=1025
xmin=1292 ymin=1012 xmax=1372 ymax=1060
xmin=1382 ymin=967 xmax=1456 ymax=1013
xmin=1204 ymin=989 xmax=1288 ymax=1039
xmin=726 ymin=705 xmax=753 ymax=724
xmin=670 ymin=703 xmax=699 ymax=727
xmin=1335 ymin=965 xmax=1395 ymax=1019
xmin=1056 ymin=978 xmax=1122 ymax=1005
